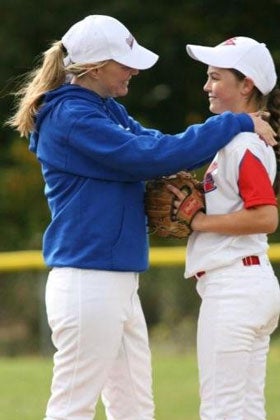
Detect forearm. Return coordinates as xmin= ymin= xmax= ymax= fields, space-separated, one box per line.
xmin=191 ymin=205 xmax=278 ymax=235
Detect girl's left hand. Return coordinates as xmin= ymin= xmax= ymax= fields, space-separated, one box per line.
xmin=166 ymin=183 xmax=186 ymax=217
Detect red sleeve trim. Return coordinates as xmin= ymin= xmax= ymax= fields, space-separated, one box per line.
xmin=238 ymin=149 xmax=277 ymax=208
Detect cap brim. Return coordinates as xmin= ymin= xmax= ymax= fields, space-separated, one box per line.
xmin=114 ymin=44 xmax=159 ymax=70
xmin=186 ymin=44 xmax=236 ymax=68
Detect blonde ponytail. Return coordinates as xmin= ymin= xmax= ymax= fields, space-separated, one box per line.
xmin=7 ymin=41 xmax=66 ymax=138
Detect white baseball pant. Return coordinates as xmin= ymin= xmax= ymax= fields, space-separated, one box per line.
xmin=195 ymin=255 xmax=280 ymax=420
xmin=44 ymin=268 xmax=154 ymax=420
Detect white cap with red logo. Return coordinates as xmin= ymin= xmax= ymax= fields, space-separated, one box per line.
xmin=186 ymin=36 xmax=277 ymax=95
xmin=62 ymin=15 xmax=159 ymax=70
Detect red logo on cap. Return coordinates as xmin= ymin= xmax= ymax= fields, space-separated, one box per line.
xmin=126 ymin=34 xmax=134 ymax=49
xmin=222 ymin=37 xmax=237 ymax=46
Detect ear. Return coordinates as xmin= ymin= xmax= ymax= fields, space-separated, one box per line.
xmin=241 ymin=77 xmax=255 ymax=95
xmin=89 ymin=68 xmax=99 ymax=79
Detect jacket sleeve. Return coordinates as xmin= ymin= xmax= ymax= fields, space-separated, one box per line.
xmin=37 ymin=108 xmax=253 ymax=181
xmin=125 ymin=111 xmax=254 ymax=171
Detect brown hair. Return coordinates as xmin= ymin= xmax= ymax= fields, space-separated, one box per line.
xmin=267 ymin=87 xmax=280 ymax=194
xmin=230 ymin=69 xmax=280 ymax=195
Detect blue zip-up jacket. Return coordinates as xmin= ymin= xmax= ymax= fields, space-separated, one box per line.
xmin=30 ymin=84 xmax=253 ymax=271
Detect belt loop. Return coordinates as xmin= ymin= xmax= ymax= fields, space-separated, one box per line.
xmin=196 ymin=271 xmax=205 ymax=278
xmin=242 ymin=256 xmax=260 ymax=266
xmin=195 ymin=255 xmax=260 ymax=279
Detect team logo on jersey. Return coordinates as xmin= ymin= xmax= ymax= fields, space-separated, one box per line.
xmin=204 ymin=161 xmax=217 ymax=193
xmin=126 ymin=34 xmax=135 ymax=49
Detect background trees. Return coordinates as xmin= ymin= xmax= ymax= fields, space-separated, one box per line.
xmin=0 ymin=0 xmax=279 ymax=353
xmin=1 ymin=0 xmax=280 ymax=250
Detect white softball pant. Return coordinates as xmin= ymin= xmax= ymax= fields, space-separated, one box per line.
xmin=44 ymin=268 xmax=154 ymax=420
xmin=195 ymin=255 xmax=280 ymax=420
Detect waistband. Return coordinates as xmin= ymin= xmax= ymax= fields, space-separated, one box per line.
xmin=195 ymin=255 xmax=268 ymax=279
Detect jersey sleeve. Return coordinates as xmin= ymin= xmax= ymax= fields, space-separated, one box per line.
xmin=238 ymin=149 xmax=277 ymax=208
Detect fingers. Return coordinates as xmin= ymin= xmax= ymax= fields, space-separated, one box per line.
xmin=252 ymin=110 xmax=270 ymax=121
xmin=166 ymin=184 xmax=186 ymax=200
xmin=173 ymin=198 xmax=181 ymax=210
xmin=166 ymin=184 xmax=186 ymax=217
xmin=170 ymin=198 xmax=182 ymax=220
xmin=167 ymin=182 xmax=205 ymax=222
xmin=259 ymin=133 xmax=277 ymax=147
xmin=258 ymin=123 xmax=277 ymax=146
xmin=249 ymin=114 xmax=277 ymax=146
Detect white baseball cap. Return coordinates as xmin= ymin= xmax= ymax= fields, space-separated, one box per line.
xmin=62 ymin=15 xmax=159 ymax=70
xmin=186 ymin=36 xmax=277 ymax=95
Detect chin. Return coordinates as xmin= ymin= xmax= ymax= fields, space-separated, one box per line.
xmin=116 ymin=88 xmax=129 ymax=97
xmin=111 ymin=91 xmax=126 ymax=98
xmin=210 ymin=103 xmax=226 ymax=115
xmin=209 ymin=106 xmax=220 ymax=115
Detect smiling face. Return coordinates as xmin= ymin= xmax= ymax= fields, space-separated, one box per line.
xmin=95 ymin=60 xmax=140 ymax=98
xmin=203 ymin=66 xmax=255 ymax=114
xmin=75 ymin=60 xmax=140 ymax=98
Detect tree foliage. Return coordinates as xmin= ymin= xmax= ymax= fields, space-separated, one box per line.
xmin=1 ymin=0 xmax=280 ymax=354
xmin=1 ymin=0 xmax=280 ymax=250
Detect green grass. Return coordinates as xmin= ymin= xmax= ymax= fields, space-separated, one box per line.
xmin=0 ymin=340 xmax=279 ymax=419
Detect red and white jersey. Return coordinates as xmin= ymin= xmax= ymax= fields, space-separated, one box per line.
xmin=185 ymin=132 xmax=277 ymax=278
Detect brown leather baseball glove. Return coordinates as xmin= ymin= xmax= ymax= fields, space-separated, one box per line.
xmin=145 ymin=171 xmax=205 ymax=239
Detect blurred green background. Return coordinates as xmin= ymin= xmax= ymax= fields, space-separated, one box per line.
xmin=1 ymin=0 xmax=280 ymax=252
xmin=0 ymin=2 xmax=279 ymax=417
xmin=0 ymin=5 xmax=280 ymax=420
xmin=0 ymin=0 xmax=280 ymax=354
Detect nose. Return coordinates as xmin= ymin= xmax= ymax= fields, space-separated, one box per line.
xmin=203 ymin=79 xmax=211 ymax=92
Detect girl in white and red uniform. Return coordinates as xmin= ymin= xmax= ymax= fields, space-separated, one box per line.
xmin=169 ymin=37 xmax=280 ymax=420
